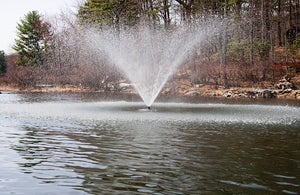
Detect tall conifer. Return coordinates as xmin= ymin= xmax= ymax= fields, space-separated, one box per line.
xmin=13 ymin=11 xmax=51 ymax=66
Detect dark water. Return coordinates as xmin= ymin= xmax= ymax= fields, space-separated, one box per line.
xmin=0 ymin=92 xmax=299 ymax=194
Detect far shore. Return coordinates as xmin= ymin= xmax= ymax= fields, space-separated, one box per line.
xmin=1 ymin=83 xmax=299 ymax=100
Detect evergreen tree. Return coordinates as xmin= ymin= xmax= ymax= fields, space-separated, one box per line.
xmin=78 ymin=0 xmax=139 ymax=30
xmin=0 ymin=50 xmax=6 ymax=75
xmin=12 ymin=11 xmax=51 ymax=66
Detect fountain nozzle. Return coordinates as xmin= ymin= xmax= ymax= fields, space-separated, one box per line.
xmin=147 ymin=106 xmax=151 ymax=110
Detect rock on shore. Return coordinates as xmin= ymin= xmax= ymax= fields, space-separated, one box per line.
xmin=161 ymin=76 xmax=300 ymax=100
xmin=177 ymin=87 xmax=299 ymax=99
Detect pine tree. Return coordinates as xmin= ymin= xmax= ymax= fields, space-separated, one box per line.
xmin=0 ymin=50 xmax=6 ymax=75
xmin=12 ymin=11 xmax=51 ymax=66
xmin=78 ymin=0 xmax=139 ymax=30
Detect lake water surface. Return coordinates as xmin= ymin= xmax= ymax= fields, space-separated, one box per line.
xmin=0 ymin=92 xmax=299 ymax=194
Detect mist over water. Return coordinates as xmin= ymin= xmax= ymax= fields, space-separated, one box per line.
xmin=87 ymin=24 xmax=216 ymax=106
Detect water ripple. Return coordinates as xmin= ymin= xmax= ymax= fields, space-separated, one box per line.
xmin=0 ymin=94 xmax=299 ymax=194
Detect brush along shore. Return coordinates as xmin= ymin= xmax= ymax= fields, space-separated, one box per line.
xmin=1 ymin=77 xmax=299 ymax=100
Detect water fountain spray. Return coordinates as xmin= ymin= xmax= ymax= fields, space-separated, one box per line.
xmin=88 ymin=24 xmax=217 ymax=107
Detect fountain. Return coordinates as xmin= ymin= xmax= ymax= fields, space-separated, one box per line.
xmin=88 ymin=25 xmax=214 ymax=107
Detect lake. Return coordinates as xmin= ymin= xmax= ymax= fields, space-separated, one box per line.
xmin=0 ymin=92 xmax=299 ymax=194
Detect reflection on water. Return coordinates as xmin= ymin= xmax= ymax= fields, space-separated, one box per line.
xmin=0 ymin=93 xmax=299 ymax=194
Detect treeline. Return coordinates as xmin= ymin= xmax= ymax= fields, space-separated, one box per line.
xmin=1 ymin=0 xmax=300 ymax=89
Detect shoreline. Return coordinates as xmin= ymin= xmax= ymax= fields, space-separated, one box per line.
xmin=1 ymin=83 xmax=299 ymax=100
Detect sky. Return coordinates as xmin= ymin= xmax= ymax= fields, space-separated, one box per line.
xmin=0 ymin=0 xmax=82 ymax=54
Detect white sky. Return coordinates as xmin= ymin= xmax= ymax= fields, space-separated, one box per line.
xmin=0 ymin=0 xmax=82 ymax=54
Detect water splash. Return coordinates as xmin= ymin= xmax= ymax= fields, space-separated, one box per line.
xmin=89 ymin=25 xmax=215 ymax=106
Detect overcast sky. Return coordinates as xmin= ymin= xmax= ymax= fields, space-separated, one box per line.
xmin=0 ymin=0 xmax=82 ymax=54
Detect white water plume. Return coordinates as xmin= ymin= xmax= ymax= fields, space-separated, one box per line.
xmin=88 ymin=25 xmax=217 ymax=107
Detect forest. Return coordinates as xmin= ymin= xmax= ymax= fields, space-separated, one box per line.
xmin=0 ymin=0 xmax=299 ymax=92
